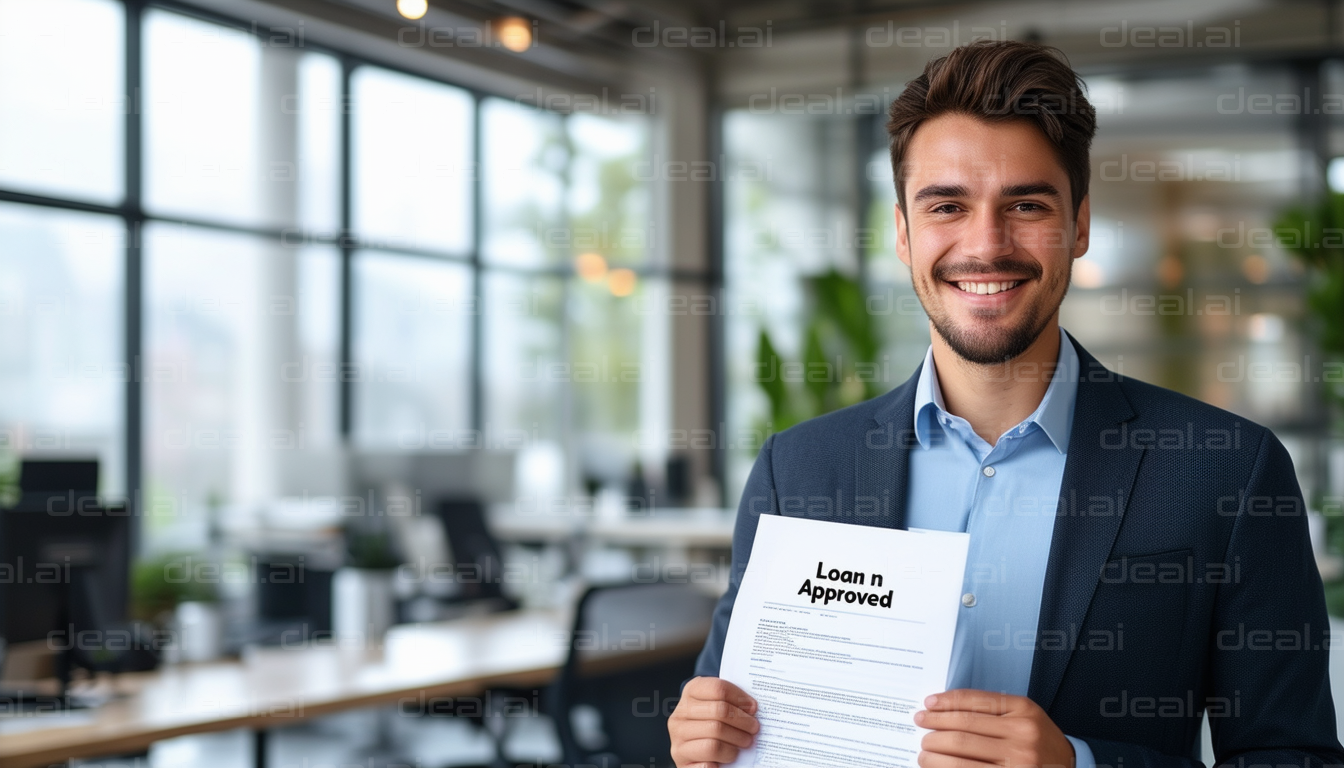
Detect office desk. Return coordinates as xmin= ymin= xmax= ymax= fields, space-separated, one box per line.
xmin=0 ymin=608 xmax=570 ymax=768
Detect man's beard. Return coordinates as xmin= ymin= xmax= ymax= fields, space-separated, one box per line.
xmin=916 ymin=257 xmax=1066 ymax=365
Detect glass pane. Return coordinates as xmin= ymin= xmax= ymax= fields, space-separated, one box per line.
xmin=354 ymin=252 xmax=472 ymax=448
xmin=144 ymin=10 xmax=261 ymax=225
xmin=296 ymin=248 xmax=342 ymax=449
xmin=481 ymin=99 xmax=567 ymax=267
xmin=0 ymin=0 xmax=123 ymax=203
xmin=298 ymin=53 xmax=342 ymax=234
xmin=145 ymin=225 xmax=338 ymax=548
xmin=569 ymin=275 xmax=646 ymax=486
xmin=567 ymin=113 xmax=650 ymax=267
xmin=0 ymin=204 xmax=124 ymax=497
xmin=483 ymin=272 xmax=564 ymax=443
xmin=352 ymin=68 xmax=473 ymax=254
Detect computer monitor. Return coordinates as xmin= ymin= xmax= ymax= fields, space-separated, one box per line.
xmin=0 ymin=503 xmax=132 ymax=660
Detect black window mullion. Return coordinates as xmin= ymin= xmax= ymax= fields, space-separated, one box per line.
xmin=339 ymin=57 xmax=356 ymax=441
xmin=470 ymin=94 xmax=485 ymax=437
xmin=124 ymin=0 xmax=145 ymax=549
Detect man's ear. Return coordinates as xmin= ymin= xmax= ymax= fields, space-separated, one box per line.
xmin=1072 ymin=194 xmax=1091 ymax=260
xmin=894 ymin=202 xmax=912 ymax=267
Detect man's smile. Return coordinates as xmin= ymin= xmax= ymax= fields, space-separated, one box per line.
xmin=948 ymin=278 xmax=1026 ymax=296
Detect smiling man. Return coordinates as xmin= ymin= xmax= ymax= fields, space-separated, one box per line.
xmin=670 ymin=41 xmax=1343 ymax=768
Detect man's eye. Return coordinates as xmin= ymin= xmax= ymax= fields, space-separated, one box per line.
xmin=931 ymin=204 xmax=960 ymax=214
xmin=1013 ymin=201 xmax=1045 ymax=212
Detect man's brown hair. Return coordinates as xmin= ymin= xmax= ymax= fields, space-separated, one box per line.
xmin=886 ymin=40 xmax=1097 ymax=214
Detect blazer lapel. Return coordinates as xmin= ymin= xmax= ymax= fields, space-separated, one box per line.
xmin=1027 ymin=337 xmax=1145 ymax=713
xmin=854 ymin=363 xmax=923 ymax=531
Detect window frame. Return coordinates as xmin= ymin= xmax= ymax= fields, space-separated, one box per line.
xmin=0 ymin=0 xmax=710 ymax=550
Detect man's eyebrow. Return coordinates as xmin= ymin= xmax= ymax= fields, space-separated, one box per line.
xmin=912 ymin=184 xmax=969 ymax=203
xmin=1002 ymin=182 xmax=1062 ymax=200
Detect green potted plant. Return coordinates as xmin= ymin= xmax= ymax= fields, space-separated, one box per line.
xmin=333 ymin=526 xmax=403 ymax=645
xmin=755 ymin=269 xmax=884 ymax=437
xmin=1273 ymin=191 xmax=1344 ymax=614
xmin=131 ymin=552 xmax=223 ymax=662
xmin=0 ymin=450 xmax=18 ymax=508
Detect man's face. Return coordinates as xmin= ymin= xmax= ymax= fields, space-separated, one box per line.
xmin=894 ymin=113 xmax=1090 ymax=365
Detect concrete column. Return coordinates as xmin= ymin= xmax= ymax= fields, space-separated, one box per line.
xmin=234 ymin=46 xmax=302 ymax=508
xmin=644 ymin=61 xmax=718 ymax=504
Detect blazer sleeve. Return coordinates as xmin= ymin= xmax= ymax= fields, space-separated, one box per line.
xmin=693 ymin=434 xmax=779 ymax=678
xmin=1082 ymin=430 xmax=1344 ymax=768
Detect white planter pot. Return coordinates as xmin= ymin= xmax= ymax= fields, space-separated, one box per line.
xmin=332 ymin=567 xmax=397 ymax=646
xmin=175 ymin=601 xmax=223 ymax=663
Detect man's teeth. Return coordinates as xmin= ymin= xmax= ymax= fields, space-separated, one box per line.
xmin=955 ymin=280 xmax=1021 ymax=295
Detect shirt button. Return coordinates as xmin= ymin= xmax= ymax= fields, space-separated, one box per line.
xmin=982 ymin=466 xmax=996 ymax=477
xmin=961 ymin=593 xmax=977 ymax=607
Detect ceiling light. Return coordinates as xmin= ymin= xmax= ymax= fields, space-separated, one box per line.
xmin=397 ymin=0 xmax=427 ymax=20
xmin=497 ymin=16 xmax=533 ymax=52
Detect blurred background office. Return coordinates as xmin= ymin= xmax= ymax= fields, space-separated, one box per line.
xmin=1 ymin=0 xmax=1343 ymax=765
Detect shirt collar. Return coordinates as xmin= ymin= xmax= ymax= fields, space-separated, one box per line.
xmin=912 ymin=326 xmax=1079 ymax=454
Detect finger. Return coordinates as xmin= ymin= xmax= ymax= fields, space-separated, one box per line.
xmin=675 ymin=698 xmax=760 ymax=732
xmin=673 ymin=718 xmax=756 ymax=749
xmin=915 ymin=708 xmax=1014 ymax=738
xmin=687 ymin=677 xmax=758 ymax=714
xmin=925 ymin=689 xmax=1021 ymax=716
xmin=921 ymin=728 xmax=1004 ymax=763
xmin=677 ymin=737 xmax=741 ymax=765
xmin=918 ymin=748 xmax=999 ymax=768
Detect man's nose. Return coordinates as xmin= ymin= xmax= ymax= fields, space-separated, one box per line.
xmin=961 ymin=208 xmax=1013 ymax=261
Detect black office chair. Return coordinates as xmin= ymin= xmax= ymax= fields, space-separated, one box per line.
xmin=549 ymin=580 xmax=718 ymax=768
xmin=434 ymin=498 xmax=520 ymax=615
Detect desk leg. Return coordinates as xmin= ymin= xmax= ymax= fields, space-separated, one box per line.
xmin=253 ymin=728 xmax=269 ymax=768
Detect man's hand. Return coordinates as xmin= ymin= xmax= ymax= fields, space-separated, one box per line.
xmin=669 ymin=676 xmax=760 ymax=768
xmin=915 ymin=689 xmax=1075 ymax=768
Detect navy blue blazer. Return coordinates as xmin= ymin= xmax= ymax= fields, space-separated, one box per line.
xmin=695 ymin=334 xmax=1343 ymax=767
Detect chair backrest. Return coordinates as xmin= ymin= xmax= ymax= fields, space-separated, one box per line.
xmin=433 ymin=498 xmax=513 ymax=605
xmin=17 ymin=458 xmax=98 ymax=507
xmin=552 ymin=580 xmax=718 ymax=768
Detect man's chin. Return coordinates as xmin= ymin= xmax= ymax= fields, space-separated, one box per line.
xmin=932 ymin=321 xmax=1045 ymax=365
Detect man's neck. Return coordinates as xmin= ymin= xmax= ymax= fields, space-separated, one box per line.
xmin=930 ymin=318 xmax=1063 ymax=447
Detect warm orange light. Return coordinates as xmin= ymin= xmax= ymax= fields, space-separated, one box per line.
xmin=1241 ymin=254 xmax=1269 ymax=284
xmin=496 ymin=16 xmax=533 ymax=52
xmin=396 ymin=0 xmax=428 ymax=20
xmin=1156 ymin=256 xmax=1183 ymax=289
xmin=575 ymin=253 xmax=607 ymax=282
xmin=608 ymin=268 xmax=637 ymax=297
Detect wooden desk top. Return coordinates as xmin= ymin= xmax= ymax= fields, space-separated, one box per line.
xmin=0 ymin=608 xmax=571 ymax=768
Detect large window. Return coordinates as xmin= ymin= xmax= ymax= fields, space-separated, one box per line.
xmin=0 ymin=0 xmax=673 ymax=550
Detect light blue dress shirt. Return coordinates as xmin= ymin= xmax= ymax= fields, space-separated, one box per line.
xmin=905 ymin=326 xmax=1095 ymax=767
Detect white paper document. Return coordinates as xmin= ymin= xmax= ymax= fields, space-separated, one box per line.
xmin=720 ymin=514 xmax=970 ymax=768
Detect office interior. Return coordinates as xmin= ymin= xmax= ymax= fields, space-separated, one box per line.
xmin=1 ymin=0 xmax=1343 ymax=764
